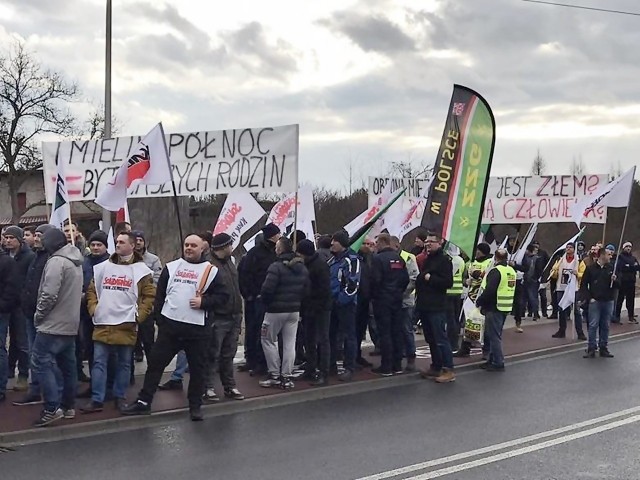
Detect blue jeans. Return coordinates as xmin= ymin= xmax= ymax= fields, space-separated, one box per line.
xmin=4 ymin=310 xmax=29 ymax=379
xmin=170 ymin=350 xmax=188 ymax=381
xmin=588 ymin=300 xmax=614 ymax=351
xmin=31 ymin=333 xmax=77 ymax=412
xmin=330 ymin=302 xmax=357 ymax=372
xmin=24 ymin=312 xmax=41 ymax=395
xmin=401 ymin=307 xmax=416 ymax=358
xmin=244 ymin=299 xmax=267 ymax=370
xmin=0 ymin=314 xmax=8 ymax=394
xmin=420 ymin=310 xmax=454 ymax=370
xmin=92 ymin=342 xmax=132 ymax=403
xmin=484 ymin=311 xmax=507 ymax=368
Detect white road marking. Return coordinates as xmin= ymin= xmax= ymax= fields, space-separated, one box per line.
xmin=355 ymin=404 xmax=640 ymax=480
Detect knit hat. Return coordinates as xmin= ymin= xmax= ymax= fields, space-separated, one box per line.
xmin=290 ymin=230 xmax=306 ymax=243
xmin=261 ymin=223 xmax=281 ymax=240
xmin=623 ymin=242 xmax=633 ymax=249
xmin=35 ymin=224 xmax=56 ymax=235
xmin=88 ymin=230 xmax=109 ymax=248
xmin=331 ymin=230 xmax=350 ymax=248
xmin=211 ymin=233 xmax=233 ymax=250
xmin=296 ymin=239 xmax=315 ymax=257
xmin=476 ymin=242 xmax=491 ymax=256
xmin=606 ymin=244 xmax=616 ymax=252
xmin=131 ymin=230 xmax=146 ymax=243
xmin=4 ymin=225 xmax=23 ymax=242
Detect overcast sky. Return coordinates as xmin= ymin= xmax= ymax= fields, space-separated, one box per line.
xmin=1 ymin=0 xmax=639 ymax=193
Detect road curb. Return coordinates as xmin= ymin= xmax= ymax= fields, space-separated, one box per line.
xmin=3 ymin=329 xmax=639 ymax=447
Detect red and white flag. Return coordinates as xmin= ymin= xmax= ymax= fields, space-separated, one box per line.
xmin=213 ymin=192 xmax=265 ymax=251
xmin=95 ymin=123 xmax=172 ymax=211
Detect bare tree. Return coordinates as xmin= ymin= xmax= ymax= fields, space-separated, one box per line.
xmin=387 ymin=159 xmax=433 ymax=179
xmin=80 ymin=103 xmax=121 ymax=141
xmin=0 ymin=41 xmax=78 ymax=221
xmin=569 ymin=155 xmax=585 ymax=176
xmin=530 ymin=149 xmax=546 ymax=176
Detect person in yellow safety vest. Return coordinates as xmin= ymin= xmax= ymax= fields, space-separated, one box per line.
xmin=476 ymin=249 xmax=516 ymax=372
xmin=455 ymin=242 xmax=493 ymax=357
xmin=445 ymin=243 xmax=465 ymax=352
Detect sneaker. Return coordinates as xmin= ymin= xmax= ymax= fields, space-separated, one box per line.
xmin=371 ymin=367 xmax=393 ymax=377
xmin=453 ymin=349 xmax=470 ymax=358
xmin=486 ymin=365 xmax=505 ymax=372
xmin=629 ymin=318 xmax=639 ymax=325
xmin=189 ymin=406 xmax=204 ymax=422
xmin=237 ymin=363 xmax=252 ymax=373
xmin=338 ymin=370 xmax=353 ymax=382
xmin=224 ymin=388 xmax=245 ymax=400
xmin=114 ymin=398 xmax=127 ymax=411
xmin=515 ymin=327 xmax=524 ymax=333
xmin=158 ymin=379 xmax=183 ymax=391
xmin=13 ymin=393 xmax=43 ymax=406
xmin=259 ymin=375 xmax=281 ymax=388
xmin=478 ymin=362 xmax=489 ymax=370
xmin=13 ymin=377 xmax=28 ymax=392
xmin=583 ymin=349 xmax=596 ymax=359
xmin=33 ymin=408 xmax=64 ymax=427
xmin=552 ymin=332 xmax=566 ymax=338
xmin=310 ymin=374 xmax=328 ymax=387
xmin=420 ymin=367 xmax=442 ymax=379
xmin=78 ymin=370 xmax=91 ymax=383
xmin=120 ymin=399 xmax=151 ymax=416
xmin=62 ymin=408 xmax=76 ymax=419
xmin=599 ymin=348 xmax=614 ymax=358
xmin=281 ymin=377 xmax=294 ymax=390
xmin=434 ymin=368 xmax=456 ymax=383
xmin=203 ymin=388 xmax=220 ymax=403
xmin=80 ymin=401 xmax=104 ymax=414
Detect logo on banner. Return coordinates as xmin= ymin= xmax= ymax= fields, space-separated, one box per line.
xmin=214 ymin=203 xmax=243 ymax=235
xmin=175 ymin=268 xmax=198 ymax=285
xmin=103 ymin=275 xmax=133 ymax=291
xmin=452 ymin=102 xmax=466 ymax=116
xmin=271 ymin=197 xmax=297 ymax=226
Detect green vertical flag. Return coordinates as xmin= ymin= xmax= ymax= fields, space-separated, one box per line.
xmin=421 ymin=84 xmax=496 ymax=258
xmin=349 ymin=188 xmax=406 ymax=251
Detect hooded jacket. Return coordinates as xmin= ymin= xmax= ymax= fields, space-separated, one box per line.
xmin=260 ymin=252 xmax=309 ymax=313
xmin=0 ymin=251 xmax=18 ymax=314
xmin=210 ymin=253 xmax=243 ymax=319
xmin=34 ymin=229 xmax=84 ymax=336
xmin=615 ymin=251 xmax=639 ymax=284
xmin=238 ymin=239 xmax=277 ymax=300
xmin=86 ymin=251 xmax=156 ymax=346
xmin=12 ymin=241 xmax=36 ymax=289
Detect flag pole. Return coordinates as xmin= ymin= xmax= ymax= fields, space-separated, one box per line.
xmin=67 ymin=204 xmax=75 ymax=247
xmin=601 ymin=215 xmax=607 ymax=244
xmin=292 ymin=125 xmax=300 ymax=246
xmin=158 ymin=123 xmax=183 ymax=243
xmin=611 ymin=167 xmax=636 ymax=280
xmin=102 ymin=0 xmax=113 ymax=235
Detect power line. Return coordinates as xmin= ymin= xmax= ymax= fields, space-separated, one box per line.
xmin=521 ymin=0 xmax=640 ymax=17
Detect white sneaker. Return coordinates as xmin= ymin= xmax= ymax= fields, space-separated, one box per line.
xmin=203 ymin=388 xmax=220 ymax=403
xmin=63 ymin=408 xmax=76 ymax=419
xmin=516 ymin=327 xmax=524 ymax=333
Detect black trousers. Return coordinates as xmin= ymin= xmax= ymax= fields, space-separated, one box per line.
xmin=139 ymin=328 xmax=210 ymax=408
xmin=356 ymin=298 xmax=378 ymax=359
xmin=446 ymin=296 xmax=462 ymax=351
xmin=302 ymin=308 xmax=331 ymax=376
xmin=540 ymin=286 xmax=548 ymax=316
xmin=615 ymin=281 xmax=636 ymax=320
xmin=372 ymin=301 xmax=404 ymax=373
xmin=206 ymin=316 xmax=241 ymax=389
xmin=512 ymin=282 xmax=525 ymax=326
xmin=135 ymin=312 xmax=156 ymax=358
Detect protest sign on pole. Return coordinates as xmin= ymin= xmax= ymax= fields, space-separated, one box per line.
xmin=213 ymin=192 xmax=266 ymax=251
xmin=42 ymin=124 xmax=300 ymax=203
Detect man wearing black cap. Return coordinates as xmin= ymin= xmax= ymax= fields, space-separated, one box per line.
xmin=13 ymin=224 xmax=56 ymax=405
xmin=328 ymin=230 xmax=361 ymax=382
xmin=237 ymin=222 xmax=281 ymax=375
xmin=296 ymin=239 xmax=332 ymax=386
xmin=3 ymin=225 xmax=35 ymax=391
xmin=206 ymin=233 xmax=244 ymax=401
xmin=614 ymin=241 xmax=639 ymax=324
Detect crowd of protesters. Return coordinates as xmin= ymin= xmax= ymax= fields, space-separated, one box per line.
xmin=0 ymin=219 xmax=634 ymax=427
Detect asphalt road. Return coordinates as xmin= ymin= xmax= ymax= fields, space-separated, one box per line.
xmin=3 ymin=336 xmax=640 ymax=480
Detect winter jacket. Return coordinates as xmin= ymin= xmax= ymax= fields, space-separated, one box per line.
xmin=34 ymin=239 xmax=84 ymax=336
xmin=400 ymin=251 xmax=419 ymax=308
xmin=317 ymin=248 xmax=331 ymax=263
xmin=210 ymin=253 xmax=243 ymax=319
xmin=358 ymin=251 xmax=373 ymax=302
xmin=415 ymin=247 xmax=453 ymax=312
xmin=154 ymin=258 xmax=230 ymax=338
xmin=522 ymin=253 xmax=544 ymax=283
xmin=21 ymin=249 xmax=50 ymax=317
xmin=615 ymin=252 xmax=639 ymax=284
xmin=81 ymin=252 xmax=110 ymax=324
xmin=238 ymin=239 xmax=277 ymax=300
xmin=0 ymin=252 xmax=18 ymax=314
xmin=580 ymin=261 xmax=619 ymax=303
xmin=142 ymin=250 xmax=163 ymax=286
xmin=301 ymin=252 xmax=332 ymax=312
xmin=329 ymin=248 xmax=361 ymax=306
xmin=12 ymin=242 xmax=36 ymax=289
xmin=370 ymin=247 xmax=410 ymax=308
xmin=86 ymin=252 xmax=156 ymax=346
xmin=260 ymin=252 xmax=309 ymax=313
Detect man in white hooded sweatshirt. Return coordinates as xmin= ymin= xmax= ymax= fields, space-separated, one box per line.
xmin=550 ymin=242 xmax=579 ymax=339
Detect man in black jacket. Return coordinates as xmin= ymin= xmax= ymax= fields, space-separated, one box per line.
xmin=4 ymin=225 xmax=36 ymax=391
xmin=297 ymin=239 xmax=332 ymax=386
xmin=415 ymin=232 xmax=455 ymax=383
xmin=581 ymin=247 xmax=619 ymax=359
xmin=0 ymin=249 xmax=19 ymax=402
xmin=356 ymin=238 xmax=377 ymax=365
xmin=259 ymin=237 xmax=309 ymax=389
xmin=614 ymin=241 xmax=639 ymax=324
xmin=121 ymin=234 xmax=229 ymax=421
xmin=13 ymin=224 xmax=56 ymax=405
xmin=370 ymin=233 xmax=409 ymax=376
xmin=206 ymin=233 xmax=244 ymax=402
xmin=237 ymin=223 xmax=280 ymax=375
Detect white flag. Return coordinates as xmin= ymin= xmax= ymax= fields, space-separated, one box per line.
xmin=214 ymin=192 xmax=266 ymax=251
xmin=344 ymin=182 xmax=396 ymax=237
xmin=99 ymin=221 xmax=116 ymax=253
xmin=388 ymin=200 xmax=426 ymax=241
xmin=572 ymin=166 xmax=636 ymax=226
xmin=49 ymin=161 xmax=71 ymax=229
xmin=267 ymin=186 xmax=315 ymax=233
xmin=512 ymin=223 xmax=539 ymax=265
xmin=558 ymin=274 xmax=577 ymax=310
xmin=95 ymin=123 xmax=173 ymax=211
